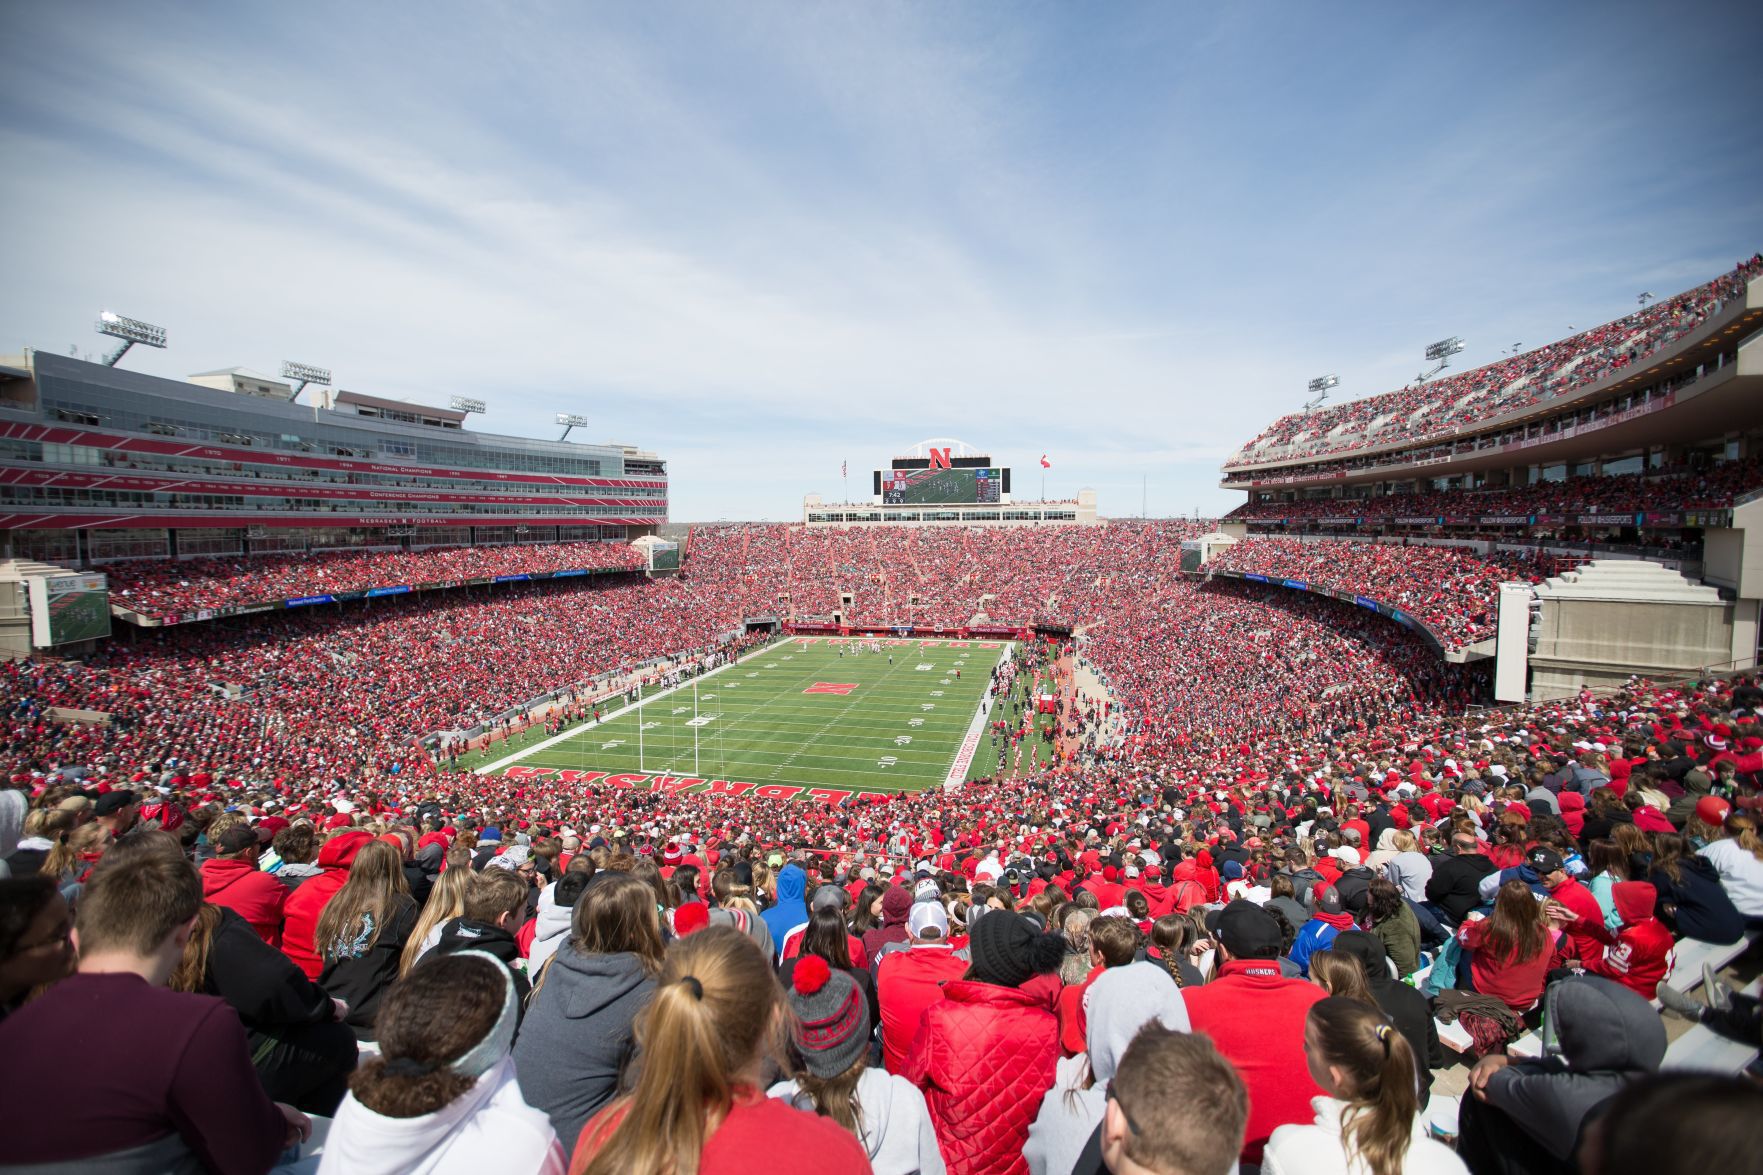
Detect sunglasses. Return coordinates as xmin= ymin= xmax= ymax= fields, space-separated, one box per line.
xmin=1104 ymin=1079 xmax=1143 ymax=1136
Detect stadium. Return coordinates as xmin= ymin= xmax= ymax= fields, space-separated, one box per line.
xmin=5 ymin=6 xmax=1763 ymax=1173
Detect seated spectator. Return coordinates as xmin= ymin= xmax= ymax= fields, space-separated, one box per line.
xmin=570 ymin=925 xmax=869 ymax=1174
xmin=1697 ymin=813 xmax=1763 ymax=923
xmin=1026 ymin=961 xmax=1188 ymax=1175
xmin=1291 ymin=886 xmax=1355 ymax=975
xmin=432 ymin=867 xmax=533 ymax=1004
xmin=1326 ymin=933 xmax=1445 ymax=1098
xmin=402 ymin=848 xmax=474 ymax=975
xmin=0 ymin=875 xmax=75 ymax=1021
xmin=1648 ymin=831 xmax=1745 ymax=943
xmin=202 ymin=822 xmax=288 ymax=946
xmin=779 ymin=902 xmax=880 ymax=1035
xmin=1427 ymin=833 xmax=1495 ymax=925
xmin=0 ymin=832 xmax=305 ymax=1172
xmin=170 ymin=902 xmax=358 ymax=1115
xmin=284 ymin=829 xmax=374 ymax=979
xmin=1551 ymin=881 xmax=1673 ymax=1002
xmin=527 ymin=870 xmax=591 ymax=974
xmin=1365 ymin=878 xmax=1422 ymax=978
xmin=1458 ymin=975 xmax=1666 ymax=1175
xmin=906 ymin=910 xmax=1064 ymax=1175
xmin=1182 ymin=900 xmax=1326 ymax=1166
xmin=1263 ymin=996 xmax=1465 ymax=1175
xmin=319 ymin=951 xmax=564 ymax=1174
xmin=515 ymin=871 xmax=662 ymax=1148
xmin=1057 ymin=913 xmax=1140 ymax=1057
xmin=1459 ymin=880 xmax=1553 ymax=1012
xmin=316 ymin=838 xmax=420 ymax=1040
xmin=1094 ymin=1024 xmax=1248 ymax=1175
xmin=877 ymin=897 xmax=968 ymax=1074
xmin=770 ymin=956 xmax=944 ymax=1175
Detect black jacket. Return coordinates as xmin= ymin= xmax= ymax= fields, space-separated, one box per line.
xmin=1328 ymin=931 xmax=1445 ymax=1097
xmin=318 ymin=897 xmax=419 ymax=1040
xmin=1647 ymin=855 xmax=1745 ymax=944
xmin=203 ymin=906 xmax=336 ymax=1032
xmin=432 ymin=916 xmax=533 ymax=1007
xmin=1426 ymin=851 xmax=1496 ymax=922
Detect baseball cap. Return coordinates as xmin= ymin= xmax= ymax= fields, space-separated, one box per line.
xmin=1211 ymin=899 xmax=1283 ymax=958
xmin=810 ymin=884 xmax=847 ymax=912
xmin=908 ymin=901 xmax=950 ymax=939
xmin=92 ymin=790 xmax=136 ymax=817
xmin=1526 ymin=847 xmax=1566 ymax=875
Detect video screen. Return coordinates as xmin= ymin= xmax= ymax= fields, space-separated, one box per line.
xmin=882 ymin=467 xmax=1002 ymax=505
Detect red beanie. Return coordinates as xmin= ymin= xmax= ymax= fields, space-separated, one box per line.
xmin=673 ymin=902 xmax=711 ymax=936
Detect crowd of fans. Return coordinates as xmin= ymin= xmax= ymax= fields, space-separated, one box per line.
xmin=106 ymin=541 xmax=648 ymax=615
xmin=1205 ymin=539 xmax=1565 ymax=649
xmin=4 ymin=519 xmax=1763 ymax=1172
xmin=1226 ymin=458 xmax=1763 ymax=526
xmin=1226 ymin=257 xmax=1763 ymax=468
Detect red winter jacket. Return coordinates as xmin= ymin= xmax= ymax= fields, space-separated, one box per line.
xmin=905 ymin=974 xmax=1059 ymax=1175
xmin=1182 ymin=958 xmax=1326 ymax=1164
xmin=1576 ymin=880 xmax=1676 ymax=1001
xmin=280 ymin=831 xmax=371 ymax=979
xmin=200 ymin=856 xmax=288 ymax=947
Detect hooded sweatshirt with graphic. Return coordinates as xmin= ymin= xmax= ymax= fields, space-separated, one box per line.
xmin=512 ymin=944 xmax=656 ymax=1147
xmin=282 ymin=830 xmax=372 ymax=979
xmin=1479 ymin=974 xmax=1667 ymax=1162
xmin=1024 ymin=962 xmax=1189 ymax=1175
xmin=1572 ymin=881 xmax=1675 ymax=1001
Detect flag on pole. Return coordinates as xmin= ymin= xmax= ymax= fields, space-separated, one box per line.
xmin=1040 ymin=454 xmax=1051 ymax=469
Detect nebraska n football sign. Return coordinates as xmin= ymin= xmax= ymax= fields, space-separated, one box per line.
xmin=803 ymin=682 xmax=859 ymax=696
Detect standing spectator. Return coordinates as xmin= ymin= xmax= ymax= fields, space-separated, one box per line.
xmin=877 ymin=899 xmax=968 ymax=1074
xmin=771 ymin=956 xmax=944 ymax=1175
xmin=1095 ymin=1025 xmax=1247 ymax=1175
xmin=1057 ymin=914 xmax=1140 ymax=1057
xmin=906 ymin=910 xmax=1064 ymax=1175
xmin=1263 ymin=997 xmax=1466 ymax=1175
xmin=570 ymin=925 xmax=869 ymax=1174
xmin=1458 ymin=975 xmax=1666 ymax=1175
xmin=283 ymin=829 xmax=373 ymax=979
xmin=516 ymin=872 xmax=662 ymax=1148
xmin=201 ymin=823 xmax=288 ymax=946
xmin=319 ymin=951 xmax=564 ymax=1174
xmin=315 ymin=838 xmax=420 ymax=1040
xmin=780 ymin=903 xmax=880 ymax=1034
xmin=1181 ymin=900 xmax=1326 ymax=1166
xmin=0 ymin=875 xmax=75 ymax=1021
xmin=761 ymin=862 xmax=811 ymax=959
xmin=0 ymin=833 xmax=303 ymax=1172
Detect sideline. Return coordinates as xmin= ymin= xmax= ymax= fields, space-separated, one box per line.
xmin=942 ymin=641 xmax=1014 ymax=788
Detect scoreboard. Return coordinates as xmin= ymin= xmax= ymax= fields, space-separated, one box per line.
xmin=880 ymin=467 xmax=1005 ymax=505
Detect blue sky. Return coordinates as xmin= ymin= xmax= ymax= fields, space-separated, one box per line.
xmin=1 ymin=0 xmax=1758 ymax=520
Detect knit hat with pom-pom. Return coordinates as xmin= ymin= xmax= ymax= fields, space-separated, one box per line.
xmin=969 ymin=910 xmax=1066 ymax=988
xmin=784 ymin=956 xmax=869 ymax=1078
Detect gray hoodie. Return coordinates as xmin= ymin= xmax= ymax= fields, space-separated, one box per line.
xmin=0 ymin=789 xmax=26 ymax=880
xmin=512 ymin=944 xmax=656 ymax=1147
xmin=1481 ymin=974 xmax=1667 ymax=1161
xmin=1024 ymin=962 xmax=1190 ymax=1175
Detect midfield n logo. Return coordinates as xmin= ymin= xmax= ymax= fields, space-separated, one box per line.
xmin=927 ymin=447 xmax=952 ymax=469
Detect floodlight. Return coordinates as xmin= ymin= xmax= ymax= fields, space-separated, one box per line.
xmin=1306 ymin=375 xmax=1339 ymax=394
xmin=449 ymin=396 xmax=487 ymax=414
xmin=95 ymin=311 xmax=168 ymax=366
xmin=1423 ymin=336 xmax=1466 ymax=362
xmin=280 ymin=361 xmax=332 ymax=401
xmin=556 ymin=412 xmax=592 ymax=441
xmin=1637 ymin=291 xmax=1654 ymax=307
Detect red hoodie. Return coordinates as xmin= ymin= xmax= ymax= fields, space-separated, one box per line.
xmin=1575 ymin=880 xmax=1675 ymax=1001
xmin=280 ymin=830 xmax=371 ymax=979
xmin=200 ymin=856 xmax=288 ymax=947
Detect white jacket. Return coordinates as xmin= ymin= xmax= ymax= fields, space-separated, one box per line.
xmin=526 ymin=884 xmax=575 ymax=974
xmin=1699 ymin=838 xmax=1763 ymax=917
xmin=1263 ymin=1097 xmax=1466 ymax=1175
xmin=318 ymin=1056 xmax=564 ymax=1175
xmin=769 ymin=1067 xmax=945 ymax=1175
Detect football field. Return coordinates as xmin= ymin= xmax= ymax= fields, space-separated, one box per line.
xmin=487 ymin=636 xmax=1015 ymax=796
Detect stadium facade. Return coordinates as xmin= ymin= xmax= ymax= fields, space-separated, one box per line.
xmin=0 ymin=351 xmax=667 ymax=567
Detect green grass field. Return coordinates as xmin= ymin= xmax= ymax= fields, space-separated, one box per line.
xmin=485 ymin=636 xmax=1015 ymax=796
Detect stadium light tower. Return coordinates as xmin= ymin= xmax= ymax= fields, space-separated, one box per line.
xmin=1637 ymin=291 xmax=1654 ymax=308
xmin=1413 ymin=335 xmax=1465 ymax=385
xmin=556 ymin=412 xmax=590 ymax=441
xmin=450 ymin=395 xmax=487 ymax=416
xmin=1304 ymin=374 xmax=1338 ymax=412
xmin=280 ymin=361 xmax=332 ymax=402
xmin=94 ymin=311 xmax=167 ymax=367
